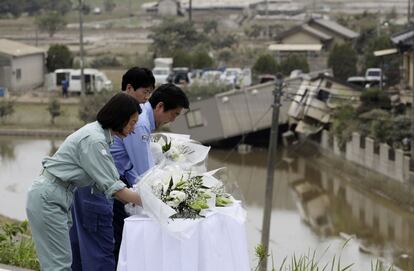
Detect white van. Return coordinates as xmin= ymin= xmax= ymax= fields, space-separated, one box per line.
xmin=51 ymin=69 xmax=112 ymax=94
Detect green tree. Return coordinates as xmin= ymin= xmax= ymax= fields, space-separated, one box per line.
xmin=78 ymin=92 xmax=115 ymax=123
xmin=252 ymin=54 xmax=279 ymax=75
xmin=217 ymin=48 xmax=234 ymax=64
xmin=172 ymin=49 xmax=193 ymax=68
xmin=331 ymin=105 xmax=358 ymax=150
xmin=328 ymin=43 xmax=357 ymax=81
xmin=363 ymin=35 xmax=393 ymax=69
xmin=210 ymin=34 xmax=238 ymax=49
xmin=192 ymin=51 xmax=214 ymax=69
xmin=203 ymin=20 xmax=218 ymax=34
xmin=183 ymin=82 xmax=231 ymax=101
xmin=358 ymin=88 xmax=391 ymax=113
xmin=35 ymin=11 xmax=66 ymax=37
xmin=244 ymin=24 xmax=263 ymax=38
xmin=279 ymin=54 xmax=309 ymax=76
xmin=46 ymin=44 xmax=73 ymax=72
xmin=0 ymin=99 xmax=15 ymax=123
xmin=363 ymin=35 xmax=400 ymax=86
xmin=47 ymin=98 xmax=62 ymax=125
xmin=149 ymin=18 xmax=207 ymax=56
xmin=43 ymin=0 xmax=72 ymax=15
xmin=0 ymin=0 xmax=25 ymax=17
xmin=104 ymin=0 xmax=116 ymax=13
xmin=90 ymin=56 xmax=121 ymax=69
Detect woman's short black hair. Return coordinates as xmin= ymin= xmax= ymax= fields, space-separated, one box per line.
xmin=97 ymin=93 xmax=139 ymax=133
xmin=121 ymin=67 xmax=155 ymax=91
xmin=149 ymin=83 xmax=189 ymax=111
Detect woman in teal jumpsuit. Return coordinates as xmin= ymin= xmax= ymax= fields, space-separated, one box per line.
xmin=26 ymin=93 xmax=142 ymax=271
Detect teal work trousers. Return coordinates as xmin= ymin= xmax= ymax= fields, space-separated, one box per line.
xmin=26 ymin=176 xmax=74 ymax=271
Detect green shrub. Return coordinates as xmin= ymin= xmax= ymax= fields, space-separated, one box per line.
xmin=78 ymin=91 xmax=116 ymax=123
xmin=183 ymin=82 xmax=231 ymax=101
xmin=90 ymin=56 xmax=121 ymax=69
xmin=46 ymin=44 xmax=73 ymax=72
xmin=0 ymin=99 xmax=15 ymax=123
xmin=328 ymin=43 xmax=357 ymax=81
xmin=253 ymin=54 xmax=279 ymax=75
xmin=0 ymin=221 xmax=40 ymax=270
xmin=279 ymin=54 xmax=309 ymax=76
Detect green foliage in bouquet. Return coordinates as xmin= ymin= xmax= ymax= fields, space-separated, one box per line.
xmin=216 ymin=194 xmax=232 ymax=207
xmin=160 ymin=175 xmax=210 ymax=219
xmin=162 ymin=141 xmax=172 ymax=153
xmin=153 ymin=171 xmax=234 ymax=219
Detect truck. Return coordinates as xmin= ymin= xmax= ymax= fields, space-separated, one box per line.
xmin=47 ymin=68 xmax=113 ymax=94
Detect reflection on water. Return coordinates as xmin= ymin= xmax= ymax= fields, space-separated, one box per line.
xmin=0 ymin=140 xmax=16 ymax=162
xmin=208 ymin=148 xmax=414 ymax=270
xmin=1 ymin=137 xmax=413 ymax=270
xmin=0 ymin=136 xmax=63 ymax=222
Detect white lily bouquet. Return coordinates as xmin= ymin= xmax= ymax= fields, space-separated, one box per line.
xmin=150 ymin=133 xmax=210 ymax=170
xmin=126 ymin=165 xmax=245 ymax=238
xmin=153 ymin=170 xmax=233 ymax=219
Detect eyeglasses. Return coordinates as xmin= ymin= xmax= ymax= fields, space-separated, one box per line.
xmin=136 ymin=87 xmax=153 ymax=96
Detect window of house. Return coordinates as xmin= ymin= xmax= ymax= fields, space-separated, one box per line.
xmin=185 ymin=109 xmax=203 ymax=128
xmin=16 ymin=69 xmax=21 ymax=81
xmin=316 ymin=89 xmax=330 ymax=102
xmin=325 ymin=81 xmax=332 ymax=89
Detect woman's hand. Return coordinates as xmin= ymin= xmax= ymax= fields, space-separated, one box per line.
xmin=114 ymin=188 xmax=142 ymax=206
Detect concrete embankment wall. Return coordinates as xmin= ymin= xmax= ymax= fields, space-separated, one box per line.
xmin=316 ymin=130 xmax=414 ymax=184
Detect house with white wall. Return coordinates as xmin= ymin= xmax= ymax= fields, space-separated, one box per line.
xmin=0 ymin=39 xmax=46 ymax=91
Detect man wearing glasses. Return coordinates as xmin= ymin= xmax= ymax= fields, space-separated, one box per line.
xmin=70 ymin=67 xmax=156 ymax=271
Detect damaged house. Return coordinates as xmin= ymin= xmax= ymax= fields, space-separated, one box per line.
xmin=288 ymin=74 xmax=362 ymax=134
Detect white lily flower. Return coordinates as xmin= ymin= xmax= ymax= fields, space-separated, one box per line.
xmin=166 ymin=190 xmax=187 ymax=208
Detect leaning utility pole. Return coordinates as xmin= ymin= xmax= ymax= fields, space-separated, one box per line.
xmin=78 ymin=0 xmax=86 ymax=96
xmin=189 ymin=0 xmax=192 ymax=23
xmin=260 ymin=73 xmax=283 ymax=271
xmin=411 ymin=29 xmax=414 ymax=168
xmin=265 ymin=0 xmax=269 ymax=39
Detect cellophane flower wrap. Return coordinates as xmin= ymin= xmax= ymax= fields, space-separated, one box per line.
xmin=126 ymin=166 xmax=245 ymax=239
xmin=126 ymin=133 xmax=246 ymax=239
xmin=150 ymin=133 xmax=210 ymax=171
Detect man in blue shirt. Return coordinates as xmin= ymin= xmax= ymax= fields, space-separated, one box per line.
xmin=70 ymin=67 xmax=155 ymax=271
xmin=110 ymin=83 xmax=189 ymax=260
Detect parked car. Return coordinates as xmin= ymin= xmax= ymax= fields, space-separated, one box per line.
xmin=365 ymin=68 xmax=386 ymax=83
xmin=346 ymin=76 xmax=367 ymax=88
xmin=199 ymin=70 xmax=223 ymax=85
xmin=258 ymin=74 xmax=276 ymax=84
xmin=167 ymin=68 xmax=191 ymax=86
xmin=220 ymin=68 xmax=243 ymax=87
xmin=152 ymin=67 xmax=171 ymax=85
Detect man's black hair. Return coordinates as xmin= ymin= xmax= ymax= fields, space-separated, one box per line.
xmin=121 ymin=67 xmax=155 ymax=91
xmin=149 ymin=83 xmax=190 ymax=111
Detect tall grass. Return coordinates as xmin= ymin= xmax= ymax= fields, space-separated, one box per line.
xmin=254 ymin=243 xmax=395 ymax=271
xmin=0 ymin=221 xmax=40 ymax=270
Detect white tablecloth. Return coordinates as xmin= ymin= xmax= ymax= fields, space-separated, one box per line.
xmin=117 ymin=212 xmax=250 ymax=271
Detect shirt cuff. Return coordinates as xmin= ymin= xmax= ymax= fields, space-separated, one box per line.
xmin=104 ymin=180 xmax=127 ymax=199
